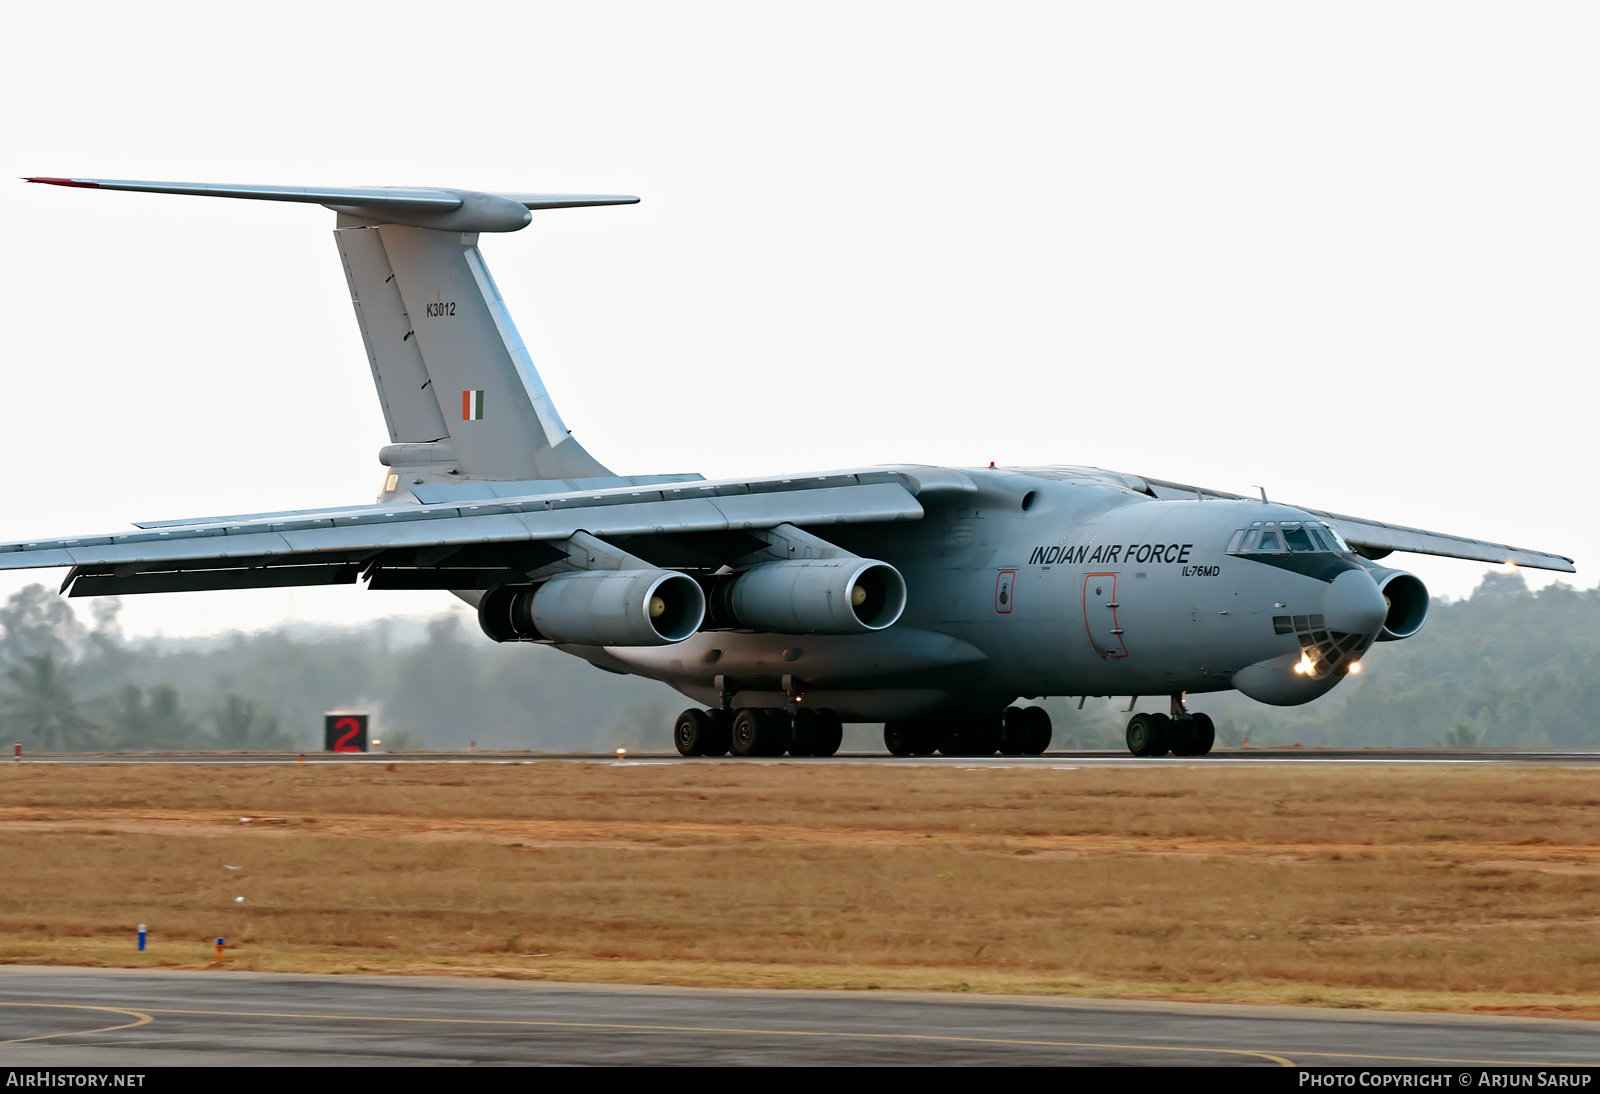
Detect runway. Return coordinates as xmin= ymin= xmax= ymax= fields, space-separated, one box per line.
xmin=9 ymin=748 xmax=1600 ymax=766
xmin=0 ymin=968 xmax=1596 ymax=1066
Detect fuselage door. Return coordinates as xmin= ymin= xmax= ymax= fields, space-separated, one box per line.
xmin=995 ymin=570 xmax=1016 ymax=614
xmin=1083 ymin=573 xmax=1128 ymax=659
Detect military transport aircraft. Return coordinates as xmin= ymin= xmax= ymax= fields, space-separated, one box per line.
xmin=10 ymin=177 xmax=1577 ymax=758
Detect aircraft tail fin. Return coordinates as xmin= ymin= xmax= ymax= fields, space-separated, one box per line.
xmin=26 ymin=177 xmax=631 ymax=491
xmin=334 ymin=219 xmax=612 ymax=488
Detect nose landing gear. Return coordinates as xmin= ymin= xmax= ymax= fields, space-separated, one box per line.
xmin=1126 ymin=697 xmax=1215 ymax=757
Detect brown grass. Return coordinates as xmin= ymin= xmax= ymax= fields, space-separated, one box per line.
xmin=1 ymin=760 xmax=1598 ymax=1017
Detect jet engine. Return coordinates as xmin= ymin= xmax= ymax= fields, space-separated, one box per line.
xmin=1363 ymin=564 xmax=1429 ymax=641
xmin=478 ymin=570 xmax=705 ymax=646
xmin=713 ymin=558 xmax=907 ymax=634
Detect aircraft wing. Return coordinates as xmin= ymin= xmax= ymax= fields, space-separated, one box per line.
xmin=0 ymin=470 xmax=948 ymax=597
xmin=1140 ymin=477 xmax=1575 ymax=573
xmin=1292 ymin=507 xmax=1575 ymax=572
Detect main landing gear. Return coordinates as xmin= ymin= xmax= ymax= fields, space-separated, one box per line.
xmin=1126 ymin=698 xmax=1215 ymax=757
xmin=674 ymin=707 xmax=845 ymax=757
xmin=883 ymin=706 xmax=1053 ymax=758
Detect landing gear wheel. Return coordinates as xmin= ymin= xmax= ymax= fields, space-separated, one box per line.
xmin=732 ymin=708 xmax=784 ymax=757
xmin=674 ymin=708 xmax=714 ymax=756
xmin=999 ymin=708 xmax=1025 ymax=756
xmin=1126 ymin=712 xmax=1170 ymax=757
xmin=703 ymin=709 xmax=732 ymax=757
xmin=813 ymin=709 xmax=844 ymax=757
xmin=1191 ymin=712 xmax=1215 ymax=756
xmin=884 ymin=721 xmax=916 ymax=757
xmin=908 ymin=722 xmax=937 ymax=756
xmin=1018 ymin=706 xmax=1052 ymax=756
xmin=1169 ymin=717 xmax=1199 ymax=757
xmin=975 ymin=713 xmax=1002 ymax=756
xmin=789 ymin=709 xmax=821 ymax=756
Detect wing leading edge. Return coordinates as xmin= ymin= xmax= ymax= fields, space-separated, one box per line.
xmin=0 ymin=473 xmax=930 ymax=597
xmin=1140 ymin=477 xmax=1574 ymax=573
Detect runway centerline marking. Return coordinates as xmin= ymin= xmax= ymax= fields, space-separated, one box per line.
xmin=0 ymin=1002 xmax=154 ymax=1044
xmin=129 ymin=1006 xmax=1293 ymax=1065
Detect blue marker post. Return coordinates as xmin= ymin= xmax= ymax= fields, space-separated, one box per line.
xmin=215 ymin=937 xmax=225 ymax=964
xmin=137 ymin=924 xmax=146 ymax=952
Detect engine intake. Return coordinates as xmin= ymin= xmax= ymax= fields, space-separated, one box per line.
xmin=716 ymin=558 xmax=907 ymax=634
xmin=1366 ymin=565 xmax=1429 ymax=641
xmin=478 ymin=570 xmax=705 ymax=646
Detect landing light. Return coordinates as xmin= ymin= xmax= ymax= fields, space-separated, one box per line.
xmin=1348 ymin=661 xmax=1362 ymax=674
xmin=1293 ymin=655 xmax=1315 ymax=676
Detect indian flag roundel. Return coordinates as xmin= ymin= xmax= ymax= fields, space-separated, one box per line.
xmin=462 ymin=390 xmax=484 ymax=420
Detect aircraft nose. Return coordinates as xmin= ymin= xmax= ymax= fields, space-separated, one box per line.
xmin=1322 ymin=568 xmax=1387 ymax=635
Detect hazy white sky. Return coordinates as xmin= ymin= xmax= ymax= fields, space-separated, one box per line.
xmin=2 ymin=2 xmax=1595 ymax=637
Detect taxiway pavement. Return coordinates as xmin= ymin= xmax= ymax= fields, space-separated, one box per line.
xmin=0 ymin=967 xmax=1595 ymax=1066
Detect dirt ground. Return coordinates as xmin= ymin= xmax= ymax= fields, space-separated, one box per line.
xmin=1 ymin=759 xmax=1597 ymax=1018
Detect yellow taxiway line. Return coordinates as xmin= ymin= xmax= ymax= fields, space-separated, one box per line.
xmin=0 ymin=1002 xmax=155 ymax=1044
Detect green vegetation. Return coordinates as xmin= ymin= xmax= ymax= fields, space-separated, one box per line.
xmin=0 ymin=585 xmax=677 ymax=752
xmin=0 ymin=570 xmax=1593 ymax=751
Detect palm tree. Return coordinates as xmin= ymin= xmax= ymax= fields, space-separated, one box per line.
xmin=0 ymin=653 xmax=100 ymax=751
xmin=101 ymin=684 xmax=201 ymax=750
xmin=209 ymin=695 xmax=293 ymax=750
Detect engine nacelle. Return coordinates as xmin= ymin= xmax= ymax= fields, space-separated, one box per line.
xmin=1363 ymin=564 xmax=1429 ymax=642
xmin=477 ymin=570 xmax=705 ymax=646
xmin=718 ymin=558 xmax=907 ymax=634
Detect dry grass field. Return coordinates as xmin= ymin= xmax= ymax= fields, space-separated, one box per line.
xmin=1 ymin=759 xmax=1597 ymax=1018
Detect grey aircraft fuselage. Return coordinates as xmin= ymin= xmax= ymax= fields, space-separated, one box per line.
xmin=592 ymin=476 xmax=1383 ymax=722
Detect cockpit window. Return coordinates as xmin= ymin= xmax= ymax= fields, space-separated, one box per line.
xmin=1318 ymin=523 xmax=1352 ymax=552
xmin=1306 ymin=524 xmax=1340 ymax=552
xmin=1282 ymin=525 xmax=1316 ymax=552
xmin=1229 ymin=520 xmax=1350 ymax=557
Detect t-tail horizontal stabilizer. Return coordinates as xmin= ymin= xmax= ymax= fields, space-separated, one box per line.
xmin=27 ymin=175 xmax=639 ymax=485
xmin=24 ymin=177 xmax=637 ymax=233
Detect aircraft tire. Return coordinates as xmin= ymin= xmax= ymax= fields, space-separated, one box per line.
xmin=761 ymin=709 xmax=792 ymax=756
xmin=1019 ymin=706 xmax=1052 ymax=756
xmin=732 ymin=708 xmax=781 ymax=757
xmin=1149 ymin=712 xmax=1174 ymax=755
xmin=998 ymin=708 xmax=1025 ymax=755
xmin=704 ymin=709 xmax=732 ymax=757
xmin=1191 ymin=712 xmax=1215 ymax=756
xmin=813 ymin=709 xmax=844 ymax=757
xmin=673 ymin=708 xmax=713 ymax=756
xmin=1126 ymin=712 xmax=1166 ymax=757
xmin=789 ymin=709 xmax=822 ymax=756
xmin=975 ymin=713 xmax=1003 ymax=756
xmin=908 ymin=722 xmax=938 ymax=756
xmin=1169 ymin=716 xmax=1199 ymax=757
xmin=934 ymin=722 xmax=963 ymax=756
xmin=884 ymin=721 xmax=916 ymax=756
